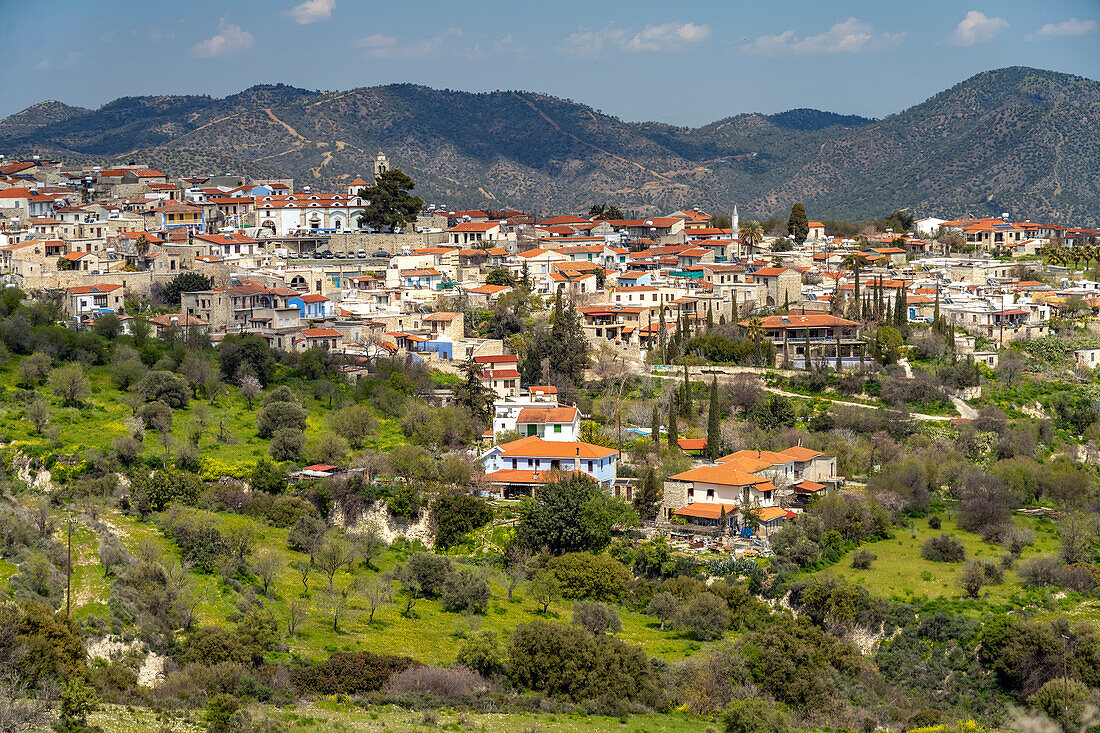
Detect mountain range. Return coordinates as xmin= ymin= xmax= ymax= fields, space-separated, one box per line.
xmin=2 ymin=66 xmax=1098 ymax=225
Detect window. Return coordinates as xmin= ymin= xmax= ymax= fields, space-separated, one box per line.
xmin=687 ymin=488 xmax=694 ymax=498
xmin=706 ymin=489 xmax=715 ymax=499
xmin=553 ymin=424 xmax=561 ymax=433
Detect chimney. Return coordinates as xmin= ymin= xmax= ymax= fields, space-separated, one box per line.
xmin=757 ymin=450 xmax=761 ymax=459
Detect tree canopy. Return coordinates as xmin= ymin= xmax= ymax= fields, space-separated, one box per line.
xmin=356 ymin=170 xmax=424 ymax=232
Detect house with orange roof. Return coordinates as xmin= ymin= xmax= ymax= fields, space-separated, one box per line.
xmin=514 ymin=405 xmax=581 ymax=441
xmin=739 ymin=313 xmax=864 ymax=368
xmin=481 ymin=435 xmax=617 ymax=495
xmin=448 ymin=220 xmax=503 ymax=246
xmin=748 ymin=266 xmax=801 ymax=307
xmin=807 ymin=221 xmax=825 ymax=239
xmin=64 ymin=283 xmax=125 ymax=319
xmin=288 ymin=292 xmax=334 ymax=320
xmin=662 ymin=462 xmax=783 ymax=531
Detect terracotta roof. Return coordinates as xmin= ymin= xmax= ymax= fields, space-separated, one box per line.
xmin=515 ymin=406 xmax=579 ymax=424
xmin=423 ymin=311 xmax=460 ymax=322
xmin=450 ymin=221 xmax=499 ymax=232
xmin=297 ymin=293 xmax=329 ymax=303
xmin=779 ymin=445 xmax=823 ymax=462
xmin=66 ymin=283 xmax=122 ymax=295
xmin=677 ymin=438 xmax=708 ymax=450
xmin=474 ymin=354 xmax=519 ymax=364
xmin=493 ymin=435 xmax=616 ymax=459
xmin=751 ymin=506 xmax=795 ymax=522
xmin=301 ymin=328 xmax=341 ymax=338
xmin=794 ymin=480 xmax=826 ymax=493
xmin=719 ymin=449 xmax=795 ymax=466
xmin=670 ymin=464 xmax=767 ymax=487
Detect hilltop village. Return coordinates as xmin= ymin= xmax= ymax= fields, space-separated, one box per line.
xmin=3 ymin=152 xmax=1100 ymax=732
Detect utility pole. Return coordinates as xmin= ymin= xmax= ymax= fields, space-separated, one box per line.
xmin=66 ymin=518 xmax=72 ymax=618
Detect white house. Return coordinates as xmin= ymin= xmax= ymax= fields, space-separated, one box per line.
xmin=481 ymin=435 xmax=617 ymax=496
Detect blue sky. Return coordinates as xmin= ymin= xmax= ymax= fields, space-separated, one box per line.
xmin=4 ymin=0 xmax=1099 ymax=125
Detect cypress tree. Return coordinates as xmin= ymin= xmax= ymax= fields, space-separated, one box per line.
xmin=707 ymin=377 xmax=720 ymax=460
xmin=681 ymin=360 xmax=692 ymax=417
xmin=657 ymin=306 xmax=667 ymax=362
xmin=706 ymin=302 xmax=714 ymax=331
xmin=787 ymin=203 xmax=809 ymax=245
xmin=650 ymin=403 xmax=661 ymax=453
xmin=667 ymin=396 xmax=679 ymax=449
xmin=933 ymin=287 xmax=940 ymax=322
xmin=895 ymin=287 xmax=907 ymax=331
xmin=732 ymin=290 xmax=738 ymax=320
xmin=835 ymin=331 xmax=842 ymax=371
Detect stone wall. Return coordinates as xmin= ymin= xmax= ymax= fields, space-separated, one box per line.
xmin=327 ymin=231 xmax=449 ymax=255
xmin=659 ymin=479 xmax=690 ymax=523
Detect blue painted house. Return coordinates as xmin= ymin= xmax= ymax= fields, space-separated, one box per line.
xmin=289 ymin=292 xmax=333 ymax=320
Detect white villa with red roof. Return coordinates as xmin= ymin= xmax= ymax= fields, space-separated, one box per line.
xmin=481 ymin=435 xmax=617 ymax=496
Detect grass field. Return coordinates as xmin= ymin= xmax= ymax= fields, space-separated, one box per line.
xmin=808 ymin=514 xmax=1063 ymax=605
xmin=90 ymin=701 xmax=710 ymax=733
xmin=0 ymin=360 xmax=403 ymax=479
xmin=95 ymin=508 xmax=718 ymax=666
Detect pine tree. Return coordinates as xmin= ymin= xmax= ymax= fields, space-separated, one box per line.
xmin=667 ymin=397 xmax=679 ymax=449
xmin=706 ymin=377 xmax=720 ymax=460
xmin=650 ymin=403 xmax=661 ymax=453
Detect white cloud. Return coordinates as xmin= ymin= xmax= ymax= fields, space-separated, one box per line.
xmin=946 ymin=10 xmax=1009 ymax=46
xmin=743 ymin=17 xmax=905 ymax=57
xmin=357 ymin=28 xmax=463 ymax=59
xmin=1026 ymin=17 xmax=1097 ymax=40
xmin=36 ymin=51 xmax=80 ymax=71
xmin=560 ymin=22 xmax=711 ymax=58
xmin=191 ymin=20 xmax=254 ymax=58
xmin=283 ymin=0 xmax=335 ymax=25
xmin=494 ymin=34 xmax=527 ymax=58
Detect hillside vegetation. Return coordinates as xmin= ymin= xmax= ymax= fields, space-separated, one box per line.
xmin=3 ymin=68 xmax=1098 ymax=223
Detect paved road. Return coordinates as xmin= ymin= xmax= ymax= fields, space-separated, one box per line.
xmin=950 ymin=394 xmax=978 ymax=419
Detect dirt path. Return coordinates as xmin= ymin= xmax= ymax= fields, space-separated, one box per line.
xmin=950 ymin=394 xmax=977 ymax=420
xmin=262 ymin=107 xmax=308 ymax=141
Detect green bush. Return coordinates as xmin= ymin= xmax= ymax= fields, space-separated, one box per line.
xmin=722 ymin=698 xmax=791 ymax=733
xmin=290 ymin=651 xmax=421 ymax=694
xmin=546 ymin=552 xmax=629 ymax=602
xmin=921 ymin=533 xmax=966 ymax=563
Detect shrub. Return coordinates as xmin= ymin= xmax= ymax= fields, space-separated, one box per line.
xmin=138 ymin=370 xmax=191 ymax=408
xmin=290 ymin=651 xmax=421 ymax=695
xmin=722 ymin=698 xmax=792 ymax=733
xmin=571 ymin=600 xmax=622 ymax=635
xmin=250 ymin=459 xmax=288 ymax=495
xmin=850 ymin=548 xmax=876 ymax=570
xmin=921 ymin=534 xmax=965 ymax=563
xmin=383 ymin=665 xmax=488 ymax=701
xmin=405 ymin=552 xmax=454 ymax=599
xmin=440 ymin=567 xmax=490 ymax=614
xmin=431 ymin=492 xmax=492 ymax=549
xmin=181 ymin=626 xmax=250 ymax=667
xmin=506 ymin=620 xmax=659 ymax=705
xmin=646 ymin=592 xmax=680 ymax=631
xmin=263 ymin=495 xmax=317 ymax=528
xmin=456 ymin=630 xmax=502 ymax=676
xmin=678 ymin=592 xmax=729 ymax=641
xmin=928 ymin=514 xmax=941 ymax=529
xmin=546 ymin=552 xmax=629 ymax=602
xmin=132 ymin=470 xmax=202 ymax=514
xmin=269 ymin=429 xmax=305 ymax=462
xmin=958 ymin=560 xmax=988 ymax=598
xmin=257 ymin=399 xmax=307 ymax=439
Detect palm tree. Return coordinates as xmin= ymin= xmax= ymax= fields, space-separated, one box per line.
xmin=738 ymin=220 xmax=764 ymax=259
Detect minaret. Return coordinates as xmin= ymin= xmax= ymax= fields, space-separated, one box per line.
xmin=732 ymin=205 xmax=739 ymax=236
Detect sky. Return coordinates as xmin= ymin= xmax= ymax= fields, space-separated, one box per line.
xmin=3 ymin=0 xmax=1099 ymax=126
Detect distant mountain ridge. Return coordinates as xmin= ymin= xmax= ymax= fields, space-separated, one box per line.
xmin=2 ymin=68 xmax=1097 ymax=224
